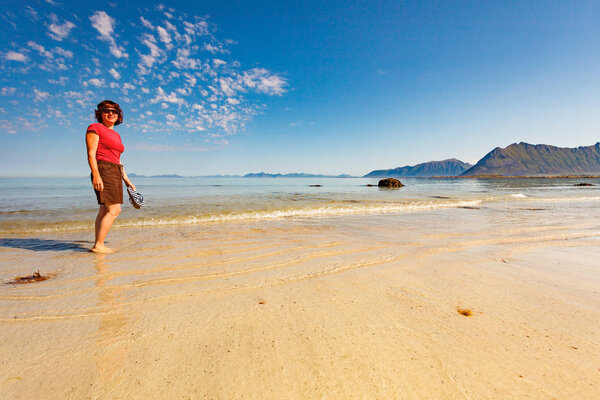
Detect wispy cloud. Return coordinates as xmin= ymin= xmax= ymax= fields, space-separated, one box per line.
xmin=53 ymin=47 xmax=73 ymax=58
xmin=109 ymin=68 xmax=121 ymax=79
xmin=242 ymin=68 xmax=287 ymax=95
xmin=25 ymin=6 xmax=39 ymax=21
xmin=27 ymin=41 xmax=53 ymax=58
xmin=86 ymin=78 xmax=105 ymax=87
xmin=33 ymin=89 xmax=50 ymax=101
xmin=47 ymin=18 xmax=75 ymax=41
xmin=1 ymin=87 xmax=16 ymax=96
xmin=129 ymin=142 xmax=211 ymax=152
xmin=4 ymin=51 xmax=27 ymax=62
xmin=90 ymin=11 xmax=128 ymax=58
xmin=1 ymin=5 xmax=288 ymax=145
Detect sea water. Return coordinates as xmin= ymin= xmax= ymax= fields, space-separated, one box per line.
xmin=1 ymin=176 xmax=599 ymax=235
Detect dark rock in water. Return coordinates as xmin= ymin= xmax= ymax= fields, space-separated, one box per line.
xmin=309 ymin=184 xmax=322 ymax=187
xmin=365 ymin=184 xmax=377 ymax=187
xmin=378 ymin=178 xmax=403 ymax=188
xmin=574 ymin=182 xmax=594 ymax=186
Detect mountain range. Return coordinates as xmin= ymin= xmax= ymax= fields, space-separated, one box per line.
xmin=461 ymin=142 xmax=600 ymax=176
xmin=364 ymin=159 xmax=473 ymax=178
xmin=129 ymin=142 xmax=600 ymax=178
xmin=243 ymin=173 xmax=354 ymax=178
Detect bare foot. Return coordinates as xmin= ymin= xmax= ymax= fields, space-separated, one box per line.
xmin=90 ymin=245 xmax=114 ymax=253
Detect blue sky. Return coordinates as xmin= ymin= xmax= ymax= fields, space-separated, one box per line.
xmin=1 ymin=0 xmax=599 ymax=176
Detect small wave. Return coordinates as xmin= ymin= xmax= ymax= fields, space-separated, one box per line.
xmin=510 ymin=193 xmax=527 ymax=198
xmin=0 ymin=209 xmax=42 ymax=215
xmin=0 ymin=200 xmax=483 ymax=234
xmin=529 ymin=196 xmax=600 ymax=203
xmin=116 ymin=200 xmax=484 ymax=228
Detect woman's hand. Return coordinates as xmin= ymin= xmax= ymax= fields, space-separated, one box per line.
xmin=92 ymin=174 xmax=104 ymax=191
xmin=128 ymin=183 xmax=136 ymax=191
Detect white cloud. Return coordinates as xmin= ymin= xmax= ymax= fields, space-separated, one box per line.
xmin=123 ymin=83 xmax=135 ymax=90
xmin=5 ymin=51 xmax=27 ymax=62
xmin=90 ymin=11 xmax=128 ymax=58
xmin=242 ymin=68 xmax=287 ymax=95
xmin=138 ymin=33 xmax=167 ymax=74
xmin=53 ymin=47 xmax=73 ymax=58
xmin=183 ymin=20 xmax=210 ymax=36
xmin=165 ymin=114 xmax=176 ymax=121
xmin=203 ymin=43 xmax=220 ymax=54
xmin=151 ymin=87 xmax=185 ymax=105
xmin=129 ymin=142 xmax=210 ymax=152
xmin=33 ymin=89 xmax=50 ymax=101
xmin=157 ymin=26 xmax=172 ymax=47
xmin=172 ymin=48 xmax=202 ymax=70
xmin=90 ymin=11 xmax=114 ymax=37
xmin=184 ymin=74 xmax=197 ymax=87
xmin=164 ymin=20 xmax=179 ymax=37
xmin=48 ymin=76 xmax=68 ymax=85
xmin=25 ymin=6 xmax=39 ymax=20
xmin=87 ymin=78 xmax=105 ymax=87
xmin=140 ymin=16 xmax=153 ymax=29
xmin=1 ymin=87 xmax=16 ymax=96
xmin=63 ymin=89 xmax=94 ymax=107
xmin=141 ymin=87 xmax=150 ymax=94
xmin=109 ymin=68 xmax=121 ymax=79
xmin=47 ymin=19 xmax=76 ymax=41
xmin=27 ymin=41 xmax=53 ymax=58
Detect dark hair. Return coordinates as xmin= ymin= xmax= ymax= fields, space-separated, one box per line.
xmin=94 ymin=100 xmax=123 ymax=125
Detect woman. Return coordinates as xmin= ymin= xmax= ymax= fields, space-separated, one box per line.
xmin=86 ymin=100 xmax=135 ymax=253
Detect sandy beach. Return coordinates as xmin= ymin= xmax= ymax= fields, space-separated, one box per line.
xmin=1 ymin=205 xmax=599 ymax=399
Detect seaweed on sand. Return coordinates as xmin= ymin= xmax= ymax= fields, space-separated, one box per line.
xmin=8 ymin=270 xmax=51 ymax=284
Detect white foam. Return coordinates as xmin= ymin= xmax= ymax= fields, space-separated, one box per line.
xmin=117 ymin=200 xmax=484 ymax=228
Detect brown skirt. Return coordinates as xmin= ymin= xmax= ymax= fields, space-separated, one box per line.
xmin=92 ymin=160 xmax=123 ymax=205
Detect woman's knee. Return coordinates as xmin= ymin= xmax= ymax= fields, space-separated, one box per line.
xmin=107 ymin=204 xmax=121 ymax=217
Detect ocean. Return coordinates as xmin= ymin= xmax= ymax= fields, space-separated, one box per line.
xmin=1 ymin=176 xmax=599 ymax=236
xmin=0 ymin=177 xmax=600 ymax=235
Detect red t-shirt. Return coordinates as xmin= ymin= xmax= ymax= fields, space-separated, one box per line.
xmin=86 ymin=122 xmax=124 ymax=164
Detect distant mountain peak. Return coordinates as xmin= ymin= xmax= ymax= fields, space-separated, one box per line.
xmin=364 ymin=159 xmax=472 ymax=178
xmin=462 ymin=142 xmax=600 ymax=176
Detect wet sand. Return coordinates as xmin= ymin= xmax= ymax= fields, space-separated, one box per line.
xmin=1 ymin=209 xmax=599 ymax=399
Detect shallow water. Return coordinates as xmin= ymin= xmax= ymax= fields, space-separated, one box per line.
xmin=1 ymin=176 xmax=599 ymax=234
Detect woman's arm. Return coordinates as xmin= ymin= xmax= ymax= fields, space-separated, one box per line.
xmin=86 ymin=132 xmax=103 ymax=191
xmin=122 ymin=167 xmax=136 ymax=191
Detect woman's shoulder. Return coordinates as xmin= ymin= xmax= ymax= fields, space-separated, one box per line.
xmin=86 ymin=122 xmax=103 ymax=134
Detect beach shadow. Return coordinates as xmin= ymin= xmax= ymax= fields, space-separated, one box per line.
xmin=0 ymin=238 xmax=91 ymax=252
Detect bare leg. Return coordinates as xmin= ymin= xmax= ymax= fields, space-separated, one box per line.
xmin=94 ymin=205 xmax=107 ymax=240
xmin=91 ymin=203 xmax=121 ymax=253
